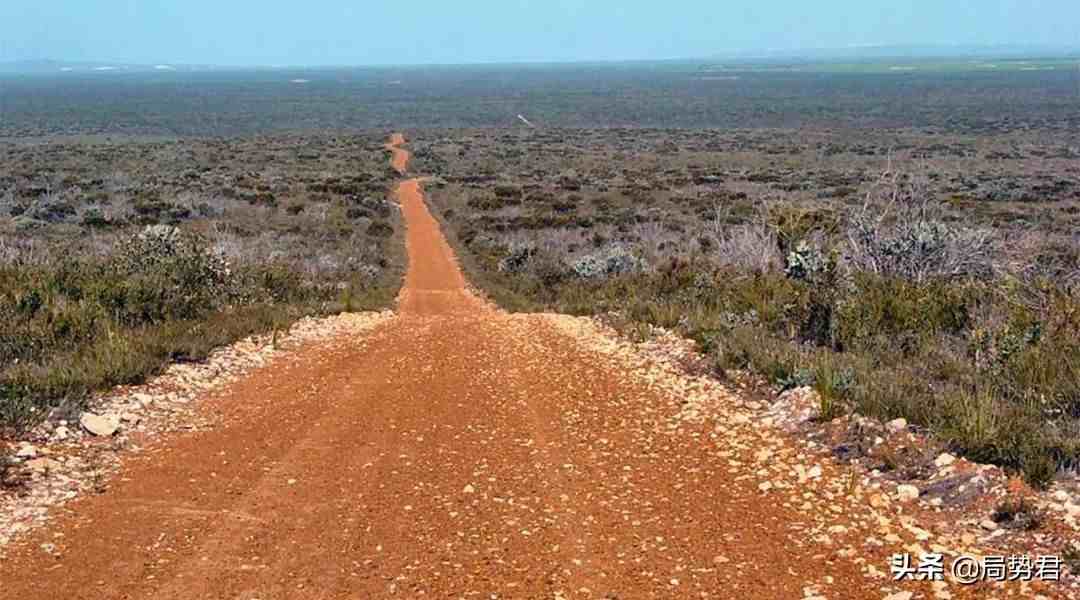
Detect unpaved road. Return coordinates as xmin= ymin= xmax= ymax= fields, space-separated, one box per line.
xmin=386 ymin=132 xmax=410 ymax=176
xmin=0 ymin=136 xmax=1023 ymax=599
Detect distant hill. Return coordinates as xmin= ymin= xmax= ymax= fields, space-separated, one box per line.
xmin=712 ymin=44 xmax=1080 ymax=62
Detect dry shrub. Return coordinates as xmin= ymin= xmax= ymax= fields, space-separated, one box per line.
xmin=846 ymin=172 xmax=998 ymax=283
xmin=708 ymin=202 xmax=781 ymax=274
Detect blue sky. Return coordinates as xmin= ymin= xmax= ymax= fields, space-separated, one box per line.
xmin=2 ymin=1 xmax=1079 ymax=65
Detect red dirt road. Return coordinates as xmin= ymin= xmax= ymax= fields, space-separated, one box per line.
xmin=386 ymin=133 xmax=410 ymax=175
xmin=0 ymin=136 xmax=1019 ymax=599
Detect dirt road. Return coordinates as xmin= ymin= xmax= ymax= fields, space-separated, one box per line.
xmin=0 ymin=136 xmax=1023 ymax=599
xmin=386 ymin=133 xmax=409 ymax=175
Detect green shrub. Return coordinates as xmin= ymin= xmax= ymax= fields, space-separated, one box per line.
xmin=835 ymin=276 xmax=974 ymax=354
xmin=784 ymin=241 xmax=842 ymax=347
xmin=498 ymin=243 xmax=536 ymax=274
xmin=366 ymin=220 xmax=394 ymax=238
xmin=813 ymin=362 xmax=855 ymax=421
xmin=571 ymin=245 xmax=647 ymax=279
xmin=0 ymin=223 xmax=390 ymax=435
xmin=103 ymin=225 xmax=235 ymax=324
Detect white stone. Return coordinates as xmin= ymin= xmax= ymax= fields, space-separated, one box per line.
xmin=132 ymin=393 xmax=153 ymax=404
xmin=15 ymin=444 xmax=38 ymax=458
xmin=895 ymin=484 xmax=920 ymax=502
xmin=80 ymin=412 xmax=120 ymax=437
xmin=933 ymin=453 xmax=956 ymax=468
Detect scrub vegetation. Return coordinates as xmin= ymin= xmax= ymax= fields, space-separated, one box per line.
xmin=0 ymin=133 xmax=405 ymax=433
xmin=414 ymin=126 xmax=1080 ymax=487
xmin=3 ymin=61 xmax=1079 ymax=486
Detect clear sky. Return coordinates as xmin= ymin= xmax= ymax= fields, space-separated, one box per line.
xmin=2 ymin=1 xmax=1079 ymax=66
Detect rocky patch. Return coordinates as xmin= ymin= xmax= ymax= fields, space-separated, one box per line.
xmin=540 ymin=314 xmax=1080 ymax=598
xmin=0 ymin=310 xmax=393 ymax=553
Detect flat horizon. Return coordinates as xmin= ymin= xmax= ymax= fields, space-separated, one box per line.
xmin=5 ymin=42 xmax=1080 ymax=72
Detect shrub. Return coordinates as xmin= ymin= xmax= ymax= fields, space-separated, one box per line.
xmin=493 ymin=183 xmax=522 ymax=200
xmin=834 ymin=276 xmax=974 ymax=355
xmin=26 ymin=191 xmax=77 ymax=224
xmin=468 ymin=193 xmax=516 ymax=211
xmin=784 ymin=241 xmax=837 ymax=284
xmin=435 ymin=159 xmax=1080 ymax=482
xmin=769 ymin=205 xmax=840 ymax=255
xmin=784 ymin=241 xmax=842 ymax=347
xmin=571 ymin=244 xmax=647 ymax=279
xmin=80 ymin=206 xmax=111 ymax=228
xmin=0 ymin=187 xmax=14 ymax=218
xmin=106 ymin=225 xmax=235 ymax=324
xmin=0 ymin=225 xmax=360 ymax=434
xmin=115 ymin=225 xmax=228 ymax=278
xmin=776 ymin=367 xmax=813 ymax=392
xmin=12 ymin=216 xmax=46 ymax=231
xmin=0 ymin=133 xmax=405 ymax=436
xmin=846 ymin=176 xmax=996 ymax=283
xmin=366 ymin=220 xmax=394 ymax=238
xmin=0 ymin=383 xmax=38 ymax=435
xmin=498 ymin=243 xmax=536 ymax=273
xmin=991 ymin=496 xmax=1045 ymax=530
xmin=813 ymin=362 xmax=855 ymax=420
xmin=1020 ymin=449 xmax=1058 ymax=490
xmin=711 ymin=223 xmax=780 ymax=273
xmin=527 ymin=251 xmax=571 ymax=287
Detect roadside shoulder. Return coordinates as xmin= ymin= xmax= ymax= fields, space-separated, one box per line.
xmin=0 ymin=310 xmax=395 ymax=553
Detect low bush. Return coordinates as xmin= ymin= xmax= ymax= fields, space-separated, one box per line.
xmin=498 ymin=243 xmax=536 ymax=274
xmin=433 ymin=173 xmax=1080 ymax=486
xmin=991 ymin=496 xmax=1046 ymax=531
xmin=846 ymin=174 xmax=997 ymax=283
xmin=571 ymin=245 xmax=648 ymax=279
xmin=0 ymin=222 xmax=400 ymax=436
xmin=366 ymin=220 xmax=394 ymax=238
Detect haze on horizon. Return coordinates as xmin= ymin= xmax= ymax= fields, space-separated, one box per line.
xmin=2 ymin=0 xmax=1079 ymax=67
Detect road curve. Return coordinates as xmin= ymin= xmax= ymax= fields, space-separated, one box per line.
xmin=386 ymin=132 xmax=409 ymax=175
xmin=0 ymin=135 xmax=1006 ymax=599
